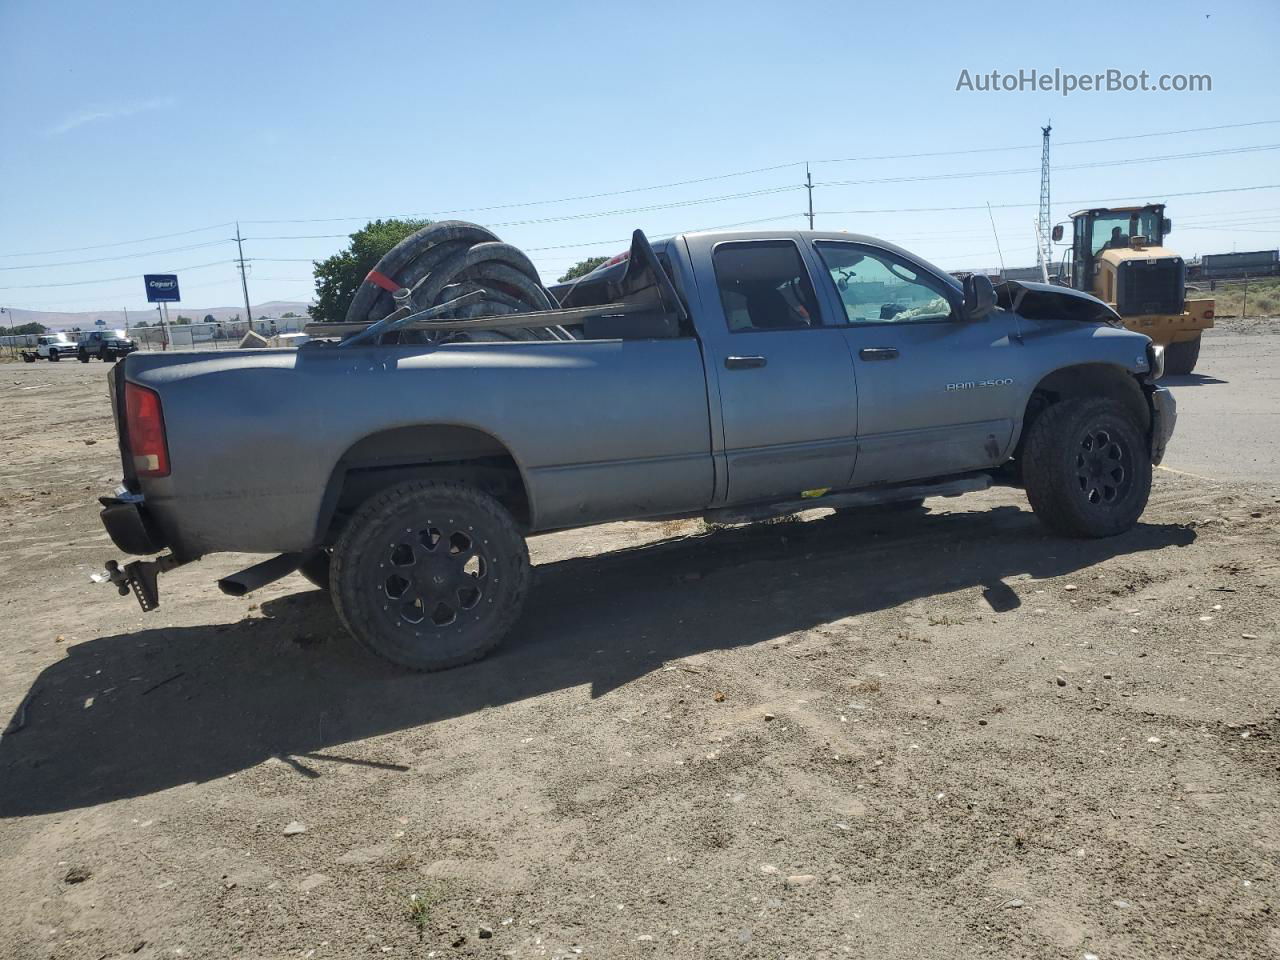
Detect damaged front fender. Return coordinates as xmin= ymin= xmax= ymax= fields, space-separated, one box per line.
xmin=997 ymin=280 xmax=1123 ymax=327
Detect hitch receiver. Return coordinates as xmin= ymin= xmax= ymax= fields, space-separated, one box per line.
xmin=99 ymin=554 xmax=186 ymax=612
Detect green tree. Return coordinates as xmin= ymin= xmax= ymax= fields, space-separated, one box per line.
xmin=0 ymin=321 xmax=47 ymax=336
xmin=310 ymin=218 xmax=432 ymax=322
xmin=174 ymin=315 xmax=193 ymax=325
xmin=557 ymin=256 xmax=609 ymax=283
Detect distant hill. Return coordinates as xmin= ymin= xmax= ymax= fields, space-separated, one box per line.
xmin=4 ymin=300 xmax=313 ymax=332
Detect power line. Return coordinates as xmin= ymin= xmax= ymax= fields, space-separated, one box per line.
xmin=5 ymin=119 xmax=1274 ymax=264
xmin=814 ymin=182 xmax=1280 ymax=216
xmin=245 ymin=213 xmax=807 ymax=260
xmin=7 ymin=139 xmax=1269 ymax=273
xmin=4 ymin=119 xmax=1278 ymax=262
xmin=0 ymin=259 xmax=234 ymax=291
xmin=816 ymin=144 xmax=1280 ymax=189
xmin=811 ymin=119 xmax=1280 ymax=165
xmin=235 ymin=119 xmax=1280 ymax=226
xmin=0 ymin=222 xmax=234 ymax=260
xmin=0 ymin=238 xmax=233 ymax=271
xmin=5 ymin=277 xmax=239 ymax=309
xmin=242 ymin=185 xmax=802 ymax=240
xmin=241 ymin=144 xmax=1280 ymax=243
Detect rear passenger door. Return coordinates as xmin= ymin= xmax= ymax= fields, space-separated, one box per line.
xmin=690 ymin=235 xmax=860 ymax=505
xmin=809 ymin=240 xmax=1020 ymax=485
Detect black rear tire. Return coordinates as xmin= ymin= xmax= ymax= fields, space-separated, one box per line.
xmin=1022 ymin=397 xmax=1151 ymax=538
xmin=1164 ymin=335 xmax=1201 ymax=376
xmin=330 ymin=480 xmax=530 ymax=671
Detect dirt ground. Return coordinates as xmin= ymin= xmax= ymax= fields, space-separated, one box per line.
xmin=1 ymin=339 xmax=1277 ymax=960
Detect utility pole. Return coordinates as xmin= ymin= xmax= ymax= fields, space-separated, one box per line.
xmin=1037 ymin=123 xmax=1053 ymax=274
xmin=235 ymin=223 xmax=254 ymax=330
xmin=122 ymin=306 xmax=129 ymax=333
xmin=805 ymin=163 xmax=815 ymax=230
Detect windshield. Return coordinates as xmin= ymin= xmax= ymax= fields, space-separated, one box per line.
xmin=1089 ymin=209 xmax=1163 ymax=257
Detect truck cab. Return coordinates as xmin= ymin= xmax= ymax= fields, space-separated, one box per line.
xmin=78 ymin=329 xmax=137 ymax=362
xmin=1058 ymin=204 xmax=1213 ymax=374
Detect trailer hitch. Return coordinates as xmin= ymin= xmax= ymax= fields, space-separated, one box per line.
xmin=94 ymin=554 xmax=186 ymax=612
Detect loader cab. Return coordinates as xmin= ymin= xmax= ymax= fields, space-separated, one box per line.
xmin=1062 ymin=204 xmax=1184 ymax=317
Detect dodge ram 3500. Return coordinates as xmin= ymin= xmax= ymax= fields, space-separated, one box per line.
xmin=96 ymin=227 xmax=1174 ymax=670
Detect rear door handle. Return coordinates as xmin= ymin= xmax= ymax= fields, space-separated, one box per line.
xmin=858 ymin=347 xmax=899 ymax=361
xmin=725 ymin=355 xmax=767 ymax=370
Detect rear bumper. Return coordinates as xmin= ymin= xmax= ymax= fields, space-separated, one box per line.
xmin=1149 ymin=386 xmax=1176 ymax=466
xmin=100 ymin=494 xmax=165 ymax=555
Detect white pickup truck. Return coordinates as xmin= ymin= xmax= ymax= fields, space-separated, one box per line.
xmin=20 ymin=334 xmax=77 ymax=362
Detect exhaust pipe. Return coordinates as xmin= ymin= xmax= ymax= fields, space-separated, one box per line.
xmin=218 ymin=552 xmax=304 ymax=597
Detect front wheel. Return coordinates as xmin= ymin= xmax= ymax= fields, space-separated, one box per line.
xmin=78 ymin=351 xmax=90 ymax=363
xmin=1022 ymin=398 xmax=1151 ymax=538
xmin=1164 ymin=335 xmax=1201 ymax=376
xmin=330 ymin=480 xmax=531 ymax=671
xmin=48 ymin=350 xmax=59 ymax=362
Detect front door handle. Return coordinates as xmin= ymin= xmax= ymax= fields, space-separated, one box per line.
xmin=725 ymin=355 xmax=767 ymax=370
xmin=858 ymin=347 xmax=899 ymax=361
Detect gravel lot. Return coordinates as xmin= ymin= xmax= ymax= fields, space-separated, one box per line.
xmin=1 ymin=329 xmax=1277 ymax=960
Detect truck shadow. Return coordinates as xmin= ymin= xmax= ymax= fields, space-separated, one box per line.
xmin=1161 ymin=373 xmax=1228 ymax=387
xmin=0 ymin=504 xmax=1195 ymax=816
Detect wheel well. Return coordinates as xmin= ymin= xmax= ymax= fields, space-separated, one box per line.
xmin=316 ymin=425 xmax=531 ymax=543
xmin=1015 ymin=364 xmax=1150 ymax=461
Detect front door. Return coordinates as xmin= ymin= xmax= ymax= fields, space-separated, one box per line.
xmin=696 ymin=237 xmax=860 ymax=504
xmin=809 ymin=240 xmax=1020 ymax=485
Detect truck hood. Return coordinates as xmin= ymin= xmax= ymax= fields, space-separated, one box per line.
xmin=995 ymin=280 xmax=1123 ymax=326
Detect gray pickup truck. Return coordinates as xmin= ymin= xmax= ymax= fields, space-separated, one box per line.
xmin=97 ymin=227 xmax=1174 ymax=670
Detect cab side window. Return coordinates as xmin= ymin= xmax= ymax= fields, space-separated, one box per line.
xmin=713 ymin=241 xmax=823 ymax=332
xmin=814 ymin=242 xmax=955 ymax=325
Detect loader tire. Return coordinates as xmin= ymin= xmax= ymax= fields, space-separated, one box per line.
xmin=1022 ymin=397 xmax=1150 ymax=538
xmin=1164 ymin=335 xmax=1201 ymax=376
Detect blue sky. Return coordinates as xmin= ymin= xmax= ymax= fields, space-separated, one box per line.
xmin=2 ymin=0 xmax=1277 ymax=316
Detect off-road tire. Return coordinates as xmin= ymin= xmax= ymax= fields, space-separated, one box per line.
xmin=78 ymin=351 xmax=90 ymax=363
xmin=297 ymin=550 xmax=331 ymax=591
xmin=1164 ymin=335 xmax=1201 ymax=376
xmin=330 ymin=480 xmax=530 ymax=671
xmin=48 ymin=350 xmax=59 ymax=362
xmin=1022 ymin=397 xmax=1151 ymax=538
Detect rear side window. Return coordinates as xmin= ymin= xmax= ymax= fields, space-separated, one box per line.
xmin=713 ymin=241 xmax=822 ymax=332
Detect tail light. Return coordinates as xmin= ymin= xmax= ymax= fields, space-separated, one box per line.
xmin=1203 ymin=308 xmax=1214 ymax=319
xmin=125 ymin=382 xmax=170 ymax=477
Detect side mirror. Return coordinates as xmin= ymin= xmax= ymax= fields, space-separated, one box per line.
xmin=1162 ymin=217 xmax=1172 ymax=235
xmin=1051 ymin=224 xmax=1064 ymax=242
xmin=962 ymin=274 xmax=996 ymax=321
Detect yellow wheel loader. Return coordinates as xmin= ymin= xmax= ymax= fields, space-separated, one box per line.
xmin=1053 ymin=204 xmax=1213 ymax=374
